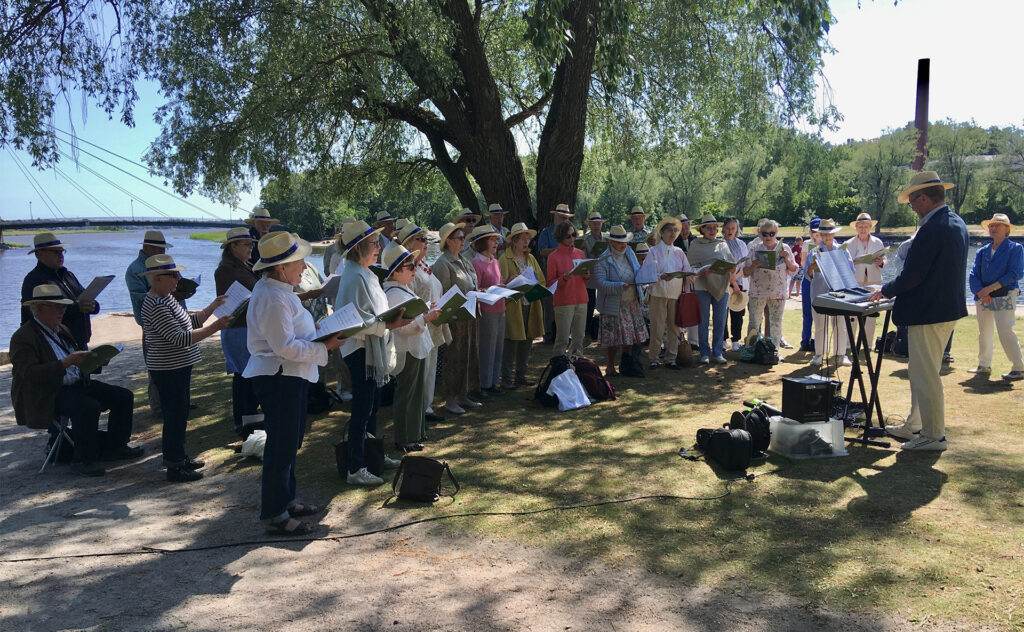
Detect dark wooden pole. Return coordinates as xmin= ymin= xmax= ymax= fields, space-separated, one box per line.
xmin=911 ymin=58 xmax=930 ymax=171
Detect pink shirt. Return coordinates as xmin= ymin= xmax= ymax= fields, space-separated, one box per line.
xmin=546 ymin=244 xmax=588 ymax=306
xmin=472 ymin=253 xmax=506 ymax=314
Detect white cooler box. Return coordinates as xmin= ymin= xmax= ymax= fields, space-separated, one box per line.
xmin=768 ymin=416 xmax=848 ymax=459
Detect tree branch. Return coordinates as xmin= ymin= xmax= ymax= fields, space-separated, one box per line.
xmin=505 ymin=88 xmax=553 ymax=128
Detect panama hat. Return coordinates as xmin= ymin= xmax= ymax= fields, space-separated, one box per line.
xmin=394 ymin=218 xmax=412 ymax=231
xmin=138 ymin=254 xmax=187 ymax=277
xmin=487 ymin=203 xmax=505 ymax=214
xmin=606 ymin=225 xmax=633 ymax=243
xmin=438 ymin=222 xmax=465 ymax=248
xmin=696 ymin=213 xmax=719 ymax=227
xmin=142 ymin=230 xmax=173 ymax=248
xmin=381 ymin=243 xmax=415 ymax=280
xmin=397 ymin=223 xmax=425 ymax=245
xmin=23 ymin=283 xmax=73 ymax=306
xmin=728 ymin=289 xmax=749 ymax=311
xmin=585 ymin=211 xmax=605 ymax=224
xmin=628 ymin=205 xmax=647 ymax=218
xmin=981 ymin=213 xmax=1015 ymax=231
xmin=850 ymin=212 xmax=878 ymax=229
xmin=221 ymin=227 xmax=255 ymax=249
xmin=678 ymin=214 xmax=690 ymax=223
xmin=28 ymin=232 xmax=68 ymax=253
xmin=252 ymin=232 xmax=313 ymax=272
xmin=897 ymin=170 xmax=955 ymax=204
xmin=816 ymin=218 xmax=842 ymax=233
xmin=454 ymin=208 xmax=481 ymax=224
xmin=634 ymin=242 xmax=650 ymax=255
xmin=551 ymin=203 xmax=572 ymax=217
xmin=244 ymin=207 xmax=279 ymax=226
xmin=655 ymin=216 xmax=682 ymax=236
xmin=507 ymin=222 xmax=537 ymax=241
xmin=373 ymin=210 xmax=397 ymax=226
xmin=469 ymin=225 xmax=499 ymax=243
xmin=337 ymin=220 xmax=383 ymax=256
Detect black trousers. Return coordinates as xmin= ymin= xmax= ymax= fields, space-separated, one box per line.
xmin=231 ymin=373 xmax=261 ymax=436
xmin=723 ymin=307 xmax=746 ymax=343
xmin=53 ymin=380 xmax=134 ymax=462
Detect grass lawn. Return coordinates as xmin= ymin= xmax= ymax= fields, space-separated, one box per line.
xmin=189 ymin=231 xmax=228 ymax=243
xmin=169 ymin=310 xmax=1024 ymax=629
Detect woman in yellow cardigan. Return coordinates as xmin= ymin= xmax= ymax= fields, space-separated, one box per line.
xmin=499 ymin=222 xmax=547 ymax=388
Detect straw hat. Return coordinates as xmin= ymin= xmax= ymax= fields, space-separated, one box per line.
xmin=469 ymin=225 xmax=499 ymax=243
xmin=551 ymin=203 xmax=572 ymax=217
xmin=454 ymin=208 xmax=480 ymax=224
xmin=244 ymin=207 xmax=279 ymax=226
xmin=816 ymin=218 xmax=842 ymax=233
xmin=437 ymin=222 xmax=464 ymax=248
xmin=23 ymin=283 xmax=73 ymax=306
xmin=634 ymin=242 xmax=650 ymax=255
xmin=507 ymin=222 xmax=537 ymax=241
xmin=678 ymin=214 xmax=690 ymax=223
xmin=252 ymin=232 xmax=312 ymax=271
xmin=394 ymin=218 xmax=412 ymax=231
xmin=628 ymin=206 xmax=647 ymax=218
xmin=585 ymin=211 xmax=605 ymax=224
xmin=696 ymin=213 xmax=719 ymax=227
xmin=655 ymin=216 xmax=682 ymax=236
xmin=373 ymin=210 xmax=396 ymax=226
xmin=28 ymin=232 xmax=67 ymax=253
xmin=221 ymin=227 xmax=255 ymax=249
xmin=337 ymin=220 xmax=383 ymax=255
xmin=137 ymin=254 xmax=187 ymax=277
xmin=981 ymin=213 xmax=1015 ymax=231
xmin=850 ymin=212 xmax=878 ymax=229
xmin=606 ymin=225 xmax=633 ymax=243
xmin=142 ymin=230 xmax=173 ymax=248
xmin=897 ymin=170 xmax=955 ymax=204
xmin=381 ymin=244 xmax=414 ymax=280
xmin=397 ymin=223 xmax=425 ymax=245
xmin=728 ymin=289 xmax=749 ymax=311
xmin=487 ymin=203 xmax=505 ymax=214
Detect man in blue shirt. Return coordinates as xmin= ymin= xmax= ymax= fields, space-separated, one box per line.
xmin=870 ymin=171 xmax=968 ymax=452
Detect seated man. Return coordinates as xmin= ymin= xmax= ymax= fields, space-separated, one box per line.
xmin=10 ymin=284 xmax=142 ymax=477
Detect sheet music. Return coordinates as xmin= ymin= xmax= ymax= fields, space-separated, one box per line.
xmin=463 ymin=294 xmax=477 ymax=315
xmin=634 ymin=258 xmax=658 ymax=284
xmin=507 ymin=270 xmax=536 ymax=289
xmin=437 ymin=284 xmax=463 ymax=308
xmin=78 ymin=275 xmax=115 ymax=302
xmin=314 ymin=303 xmax=365 ymax=340
xmin=320 ymin=274 xmax=341 ymax=298
xmin=815 ymin=248 xmax=858 ymax=291
xmin=213 ymin=281 xmax=252 ymax=318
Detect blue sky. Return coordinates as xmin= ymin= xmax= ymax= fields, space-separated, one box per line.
xmin=2 ymin=0 xmax=1021 ymax=221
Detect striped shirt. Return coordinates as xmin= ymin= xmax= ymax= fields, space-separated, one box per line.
xmin=141 ymin=293 xmax=202 ymax=371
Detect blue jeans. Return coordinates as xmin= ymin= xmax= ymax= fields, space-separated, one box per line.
xmin=344 ymin=348 xmax=381 ymax=474
xmin=697 ymin=290 xmax=728 ymax=357
xmin=150 ymin=366 xmax=193 ymax=467
xmin=801 ymin=277 xmax=813 ymax=346
xmin=252 ymin=374 xmax=310 ymax=522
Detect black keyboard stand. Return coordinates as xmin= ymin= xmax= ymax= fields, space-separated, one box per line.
xmin=839 ymin=309 xmax=892 ymax=448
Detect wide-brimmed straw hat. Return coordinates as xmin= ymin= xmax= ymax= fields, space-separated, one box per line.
xmin=397 ymin=223 xmax=425 ymax=246
xmin=337 ymin=220 xmax=383 ymax=255
xmin=507 ymin=222 xmax=537 ymax=241
xmin=487 ymin=203 xmax=505 ymax=214
xmin=551 ymin=203 xmax=572 ymax=217
xmin=381 ymin=244 xmax=414 ymax=280
xmin=628 ymin=206 xmax=647 ymax=218
xmin=394 ymin=218 xmax=412 ymax=231
xmin=23 ymin=283 xmax=73 ymax=306
xmin=696 ymin=213 xmax=719 ymax=227
xmin=469 ymin=225 xmax=499 ymax=243
xmin=655 ymin=216 xmax=682 ymax=236
xmin=252 ymin=232 xmax=312 ymax=272
xmin=454 ymin=208 xmax=481 ymax=224
xmin=850 ymin=212 xmax=878 ymax=229
xmin=28 ymin=232 xmax=67 ymax=253
xmin=142 ymin=230 xmax=173 ymax=248
xmin=244 ymin=207 xmax=279 ymax=226
xmin=438 ymin=222 xmax=464 ymax=248
xmin=373 ymin=210 xmax=396 ymax=226
xmin=981 ymin=213 xmax=1015 ymax=231
xmin=606 ymin=225 xmax=633 ymax=243
xmin=585 ymin=212 xmax=605 ymax=224
xmin=816 ymin=218 xmax=842 ymax=234
xmin=897 ymin=170 xmax=955 ymax=204
xmin=221 ymin=227 xmax=255 ymax=249
xmin=678 ymin=214 xmax=690 ymax=223
xmin=728 ymin=289 xmax=749 ymax=311
xmin=634 ymin=242 xmax=650 ymax=255
xmin=138 ymin=254 xmax=187 ymax=277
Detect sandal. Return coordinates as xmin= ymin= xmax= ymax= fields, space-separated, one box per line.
xmin=288 ymin=503 xmax=321 ymax=517
xmin=266 ymin=518 xmax=315 ymax=536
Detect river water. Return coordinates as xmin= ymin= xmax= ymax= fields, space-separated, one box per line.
xmin=0 ymin=229 xmax=1016 ymax=344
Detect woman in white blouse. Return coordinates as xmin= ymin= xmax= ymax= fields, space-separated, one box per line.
xmin=842 ymin=212 xmax=887 ymax=351
xmin=244 ymin=232 xmax=346 ymax=535
xmin=646 ymin=217 xmax=691 ymax=368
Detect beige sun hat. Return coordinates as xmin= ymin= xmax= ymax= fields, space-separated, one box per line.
xmin=221 ymin=227 xmax=255 ymax=249
xmin=678 ymin=214 xmax=690 ymax=223
xmin=507 ymin=222 xmax=537 ymax=241
xmin=337 ymin=220 xmax=383 ymax=256
xmin=655 ymin=216 xmax=682 ymax=236
xmin=696 ymin=213 xmax=719 ymax=227
xmin=487 ymin=203 xmax=505 ymax=214
xmin=897 ymin=170 xmax=955 ymax=204
xmin=244 ymin=207 xmax=279 ymax=226
xmin=981 ymin=213 xmax=1015 ymax=231
xmin=28 ymin=232 xmax=68 ymax=253
xmin=397 ymin=223 xmax=425 ymax=245
xmin=469 ymin=224 xmax=499 ymax=243
xmin=373 ymin=210 xmax=396 ymax=226
xmin=454 ymin=208 xmax=481 ymax=224
xmin=252 ymin=232 xmax=312 ymax=272
xmin=138 ymin=253 xmax=187 ymax=277
xmin=394 ymin=218 xmax=412 ymax=231
xmin=381 ymin=243 xmax=415 ymax=280
xmin=23 ymin=283 xmax=73 ymax=306
xmin=850 ymin=212 xmax=878 ymax=229
xmin=816 ymin=218 xmax=842 ymax=233
xmin=585 ymin=211 xmax=605 ymax=224
xmin=551 ymin=203 xmax=573 ymax=217
xmin=728 ymin=289 xmax=749 ymax=311
xmin=634 ymin=242 xmax=650 ymax=255
xmin=438 ymin=222 xmax=464 ymax=249
xmin=142 ymin=230 xmax=173 ymax=248
xmin=606 ymin=225 xmax=634 ymax=243
xmin=628 ymin=205 xmax=647 ymax=218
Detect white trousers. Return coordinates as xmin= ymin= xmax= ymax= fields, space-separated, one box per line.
xmin=423 ymin=346 xmax=439 ymax=412
xmin=748 ymin=297 xmax=785 ymax=345
xmin=906 ymin=320 xmax=957 ymax=440
xmin=977 ymin=306 xmax=1024 ymax=371
xmin=812 ymin=311 xmax=848 ymax=358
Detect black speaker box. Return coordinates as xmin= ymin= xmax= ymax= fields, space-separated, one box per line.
xmin=782 ymin=377 xmax=832 ymax=423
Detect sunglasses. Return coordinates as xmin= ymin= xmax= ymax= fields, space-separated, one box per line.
xmin=908 ymin=191 xmax=923 ymax=204
xmin=158 ymin=272 xmax=181 ymax=279
xmin=414 ymin=236 xmax=428 ymax=242
xmin=761 ymin=231 xmax=776 ymax=237
xmin=41 ymin=249 xmax=65 ymax=255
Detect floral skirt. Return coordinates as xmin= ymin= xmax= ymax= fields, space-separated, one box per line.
xmin=600 ymin=299 xmax=649 ymax=347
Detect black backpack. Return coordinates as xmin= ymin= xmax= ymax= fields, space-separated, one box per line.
xmin=753 ymin=337 xmax=779 ymax=365
xmin=696 ymin=427 xmax=753 ymax=471
xmin=535 ymin=355 xmax=574 ymax=407
xmin=729 ymin=406 xmax=772 ymax=456
xmin=618 ymin=344 xmax=646 ymax=378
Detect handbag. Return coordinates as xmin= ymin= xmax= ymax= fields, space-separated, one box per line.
xmin=334 ymin=435 xmax=386 ymax=478
xmin=391 ymin=455 xmax=460 ymax=502
xmin=675 ymin=291 xmax=702 ymax=328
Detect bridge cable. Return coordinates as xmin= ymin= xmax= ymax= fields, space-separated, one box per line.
xmin=51 ymin=165 xmax=120 ymax=218
xmin=6 ymin=148 xmax=64 ymax=218
xmin=56 ymin=148 xmax=171 ymax=218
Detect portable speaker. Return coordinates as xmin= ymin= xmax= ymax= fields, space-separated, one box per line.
xmin=782 ymin=377 xmax=832 ymax=423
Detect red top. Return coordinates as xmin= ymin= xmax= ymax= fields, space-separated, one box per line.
xmin=472 ymin=253 xmax=506 ymax=314
xmin=546 ymin=244 xmax=588 ymax=306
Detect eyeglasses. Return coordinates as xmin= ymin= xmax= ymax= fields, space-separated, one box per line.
xmin=41 ymin=249 xmax=65 ymax=255
xmin=399 ymin=263 xmax=415 ymax=271
xmin=908 ymin=191 xmax=923 ymax=204
xmin=449 ymin=235 xmax=466 ymax=241
xmin=414 ymin=237 xmax=428 ymax=242
xmin=761 ymin=231 xmax=776 ymax=237
xmin=158 ymin=272 xmax=181 ymax=279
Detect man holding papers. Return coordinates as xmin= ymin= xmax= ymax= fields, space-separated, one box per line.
xmin=21 ymin=232 xmax=100 ymax=348
xmin=843 ymin=212 xmax=887 ymax=350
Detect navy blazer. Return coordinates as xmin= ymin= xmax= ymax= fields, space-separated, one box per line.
xmin=20 ymin=263 xmax=98 ymax=348
xmin=881 ymin=206 xmax=968 ymax=326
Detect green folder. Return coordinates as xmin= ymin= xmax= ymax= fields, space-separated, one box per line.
xmin=80 ymin=343 xmax=123 ymax=374
xmin=175 ymin=276 xmax=200 ymax=295
xmin=228 ymin=298 xmax=250 ymax=328
xmin=378 ymin=297 xmax=429 ymax=323
xmin=523 ymin=283 xmax=554 ymax=302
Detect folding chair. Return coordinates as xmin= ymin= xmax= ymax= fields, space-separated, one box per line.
xmin=40 ymin=415 xmax=74 ymax=473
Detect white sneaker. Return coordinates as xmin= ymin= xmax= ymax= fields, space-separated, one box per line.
xmin=699 ymin=356 xmax=710 ymax=365
xmin=885 ymin=423 xmax=921 ymax=441
xmin=712 ymin=355 xmax=727 ymax=364
xmin=779 ymin=338 xmax=793 ymax=349
xmin=383 ymin=455 xmax=402 ymax=470
xmin=444 ymin=402 xmax=466 ymax=415
xmin=347 ymin=468 xmax=384 ymax=486
xmin=967 ymin=366 xmax=991 ymax=374
xmin=810 ymin=355 xmax=823 ymax=366
xmin=731 ymin=342 xmax=741 ymax=352
xmin=841 ymin=356 xmax=852 ymax=367
xmin=457 ymin=397 xmax=483 ymax=408
xmin=900 ymin=435 xmax=947 ymax=451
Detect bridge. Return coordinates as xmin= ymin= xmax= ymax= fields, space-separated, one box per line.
xmin=1 ymin=216 xmax=244 ymax=231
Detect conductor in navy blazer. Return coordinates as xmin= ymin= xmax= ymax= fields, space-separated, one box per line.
xmin=870 ymin=171 xmax=968 ymax=452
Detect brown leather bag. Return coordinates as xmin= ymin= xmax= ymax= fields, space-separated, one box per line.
xmin=391 ymin=456 xmax=460 ymax=502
